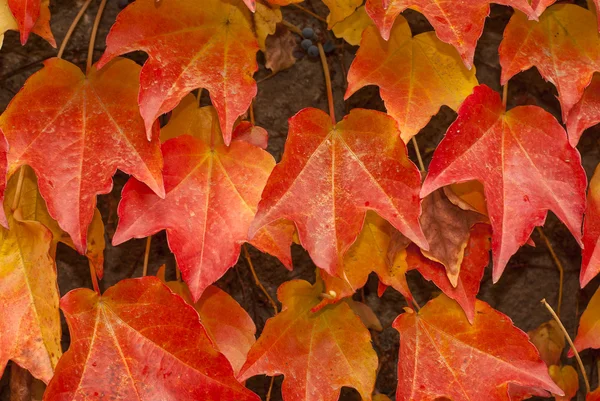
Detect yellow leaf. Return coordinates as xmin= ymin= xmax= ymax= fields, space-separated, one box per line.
xmin=332 ymin=6 xmax=374 ymax=46
xmin=324 ymin=0 xmax=362 ymax=28
xmin=444 ymin=180 xmax=488 ymax=217
xmin=549 ymin=365 xmax=579 ymax=401
xmin=255 ymin=1 xmax=282 ymax=52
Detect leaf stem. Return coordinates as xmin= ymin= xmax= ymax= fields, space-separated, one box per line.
xmin=502 ymin=84 xmax=508 ymax=108
xmin=292 ymin=4 xmax=327 ymax=23
xmin=411 ymin=137 xmax=426 ymax=173
xmin=89 ymin=258 xmax=101 ymax=295
xmin=86 ymin=0 xmax=108 ymax=73
xmin=249 ymin=102 xmax=255 ymax=125
xmin=281 ymin=20 xmax=302 ymax=35
xmin=10 ymin=166 xmax=25 ymax=211
xmin=142 ymin=236 xmax=152 ymax=277
xmin=541 ymin=299 xmax=590 ymax=393
xmin=266 ymin=376 xmax=275 ymax=401
xmin=317 ymin=42 xmax=336 ymax=125
xmin=57 ymin=0 xmax=92 ymax=59
xmin=536 ymin=227 xmax=564 ymax=317
xmin=243 ymin=244 xmax=278 ymax=315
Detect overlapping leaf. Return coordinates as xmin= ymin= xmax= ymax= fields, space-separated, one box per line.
xmin=8 ymin=0 xmax=40 ymax=44
xmin=114 ymin=97 xmax=276 ymax=300
xmin=532 ymin=0 xmax=600 ymax=28
xmin=499 ymin=5 xmax=600 ymax=122
xmin=549 ymin=365 xmax=578 ymax=401
xmin=43 ymin=277 xmax=260 ymax=401
xmin=394 ymin=294 xmax=562 ymax=401
xmin=250 ymin=108 xmax=427 ymax=277
xmin=98 ymin=0 xmax=259 ymax=144
xmin=567 ymin=74 xmax=600 ymax=146
xmin=0 ymin=0 xmax=53 ymax=49
xmin=581 ymin=165 xmax=600 ymax=287
xmin=528 ymin=320 xmax=565 ymax=367
xmin=0 ymin=57 xmax=164 ymax=255
xmin=238 ymin=279 xmax=378 ymax=401
xmin=421 ymin=85 xmax=586 ymax=282
xmin=365 ymin=0 xmax=535 ymax=68
xmin=0 ymin=211 xmax=61 ymax=384
xmin=346 ymin=16 xmax=478 ymax=142
xmin=332 ymin=6 xmax=374 ymax=46
xmin=572 ymin=286 xmax=600 ymax=353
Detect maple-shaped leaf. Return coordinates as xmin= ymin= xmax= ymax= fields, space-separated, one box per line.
xmin=0 ymin=57 xmax=164 ymax=255
xmin=581 ymin=165 xmax=600 ymax=287
xmin=567 ymin=74 xmax=600 ymax=147
xmin=394 ymin=294 xmax=563 ymax=401
xmin=156 ymin=266 xmax=256 ymax=375
xmin=5 ymin=166 xmax=105 ymax=277
xmin=43 ymin=277 xmax=260 ymax=401
xmin=238 ymin=279 xmax=378 ymax=401
xmin=114 ymin=99 xmax=275 ymax=300
xmin=320 ymin=211 xmax=414 ymax=306
xmin=571 ymin=286 xmax=600 ymax=354
xmin=98 ymin=0 xmax=258 ymax=144
xmin=500 ymin=5 xmax=600 ymax=122
xmin=250 ymin=108 xmax=427 ymax=277
xmin=421 ymin=85 xmax=586 ymax=282
xmin=0 ymin=211 xmax=61 ymax=384
xmin=365 ymin=0 xmax=535 ymax=68
xmin=0 ymin=0 xmax=53 ymax=48
xmin=528 ymin=320 xmax=565 ymax=367
xmin=405 ymin=223 xmax=492 ymax=323
xmin=549 ymin=365 xmax=579 ymax=401
xmin=346 ymin=16 xmax=478 ymax=142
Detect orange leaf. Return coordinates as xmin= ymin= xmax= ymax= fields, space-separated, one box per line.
xmin=365 ymin=0 xmax=535 ymax=68
xmin=113 ymin=99 xmax=275 ymax=300
xmin=250 ymin=108 xmax=427 ymax=277
xmin=238 ymin=279 xmax=378 ymax=401
xmin=444 ymin=180 xmax=488 ymax=217
xmin=43 ymin=277 xmax=260 ymax=401
xmin=0 ymin=57 xmax=164 ymax=255
xmin=499 ymin=4 xmax=600 ymax=122
xmin=572 ymin=286 xmax=600 ymax=354
xmin=532 ymin=0 xmax=600 ymax=29
xmin=588 ymin=388 xmax=600 ymax=401
xmin=421 ymin=85 xmax=586 ymax=283
xmin=549 ymin=365 xmax=579 ymax=401
xmin=581 ymin=164 xmax=600 ymax=287
xmin=528 ymin=320 xmax=565 ymax=367
xmin=0 ymin=0 xmax=54 ymax=48
xmin=346 ymin=16 xmax=478 ymax=142
xmin=98 ymin=0 xmax=258 ymax=144
xmin=393 ymin=295 xmax=563 ymax=401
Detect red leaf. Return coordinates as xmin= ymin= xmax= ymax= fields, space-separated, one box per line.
xmin=567 ymin=74 xmax=600 ymax=147
xmin=250 ymin=108 xmax=427 ymax=277
xmin=393 ymin=295 xmax=563 ymax=401
xmin=421 ymin=85 xmax=586 ymax=282
xmin=588 ymin=388 xmax=600 ymax=401
xmin=238 ymin=279 xmax=378 ymax=401
xmin=0 ymin=129 xmax=7 ymax=229
xmin=499 ymin=4 xmax=600 ymax=122
xmin=365 ymin=0 xmax=535 ymax=68
xmin=581 ymin=164 xmax=600 ymax=287
xmin=43 ymin=277 xmax=260 ymax=401
xmin=0 ymin=58 xmax=164 ymax=254
xmin=8 ymin=0 xmax=39 ymax=44
xmin=98 ymin=0 xmax=258 ymax=144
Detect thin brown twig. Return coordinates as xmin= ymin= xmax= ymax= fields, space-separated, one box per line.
xmin=249 ymin=102 xmax=255 ymax=125
xmin=11 ymin=167 xmax=25 ymax=211
xmin=243 ymin=244 xmax=278 ymax=315
xmin=536 ymin=227 xmax=564 ymax=317
xmin=87 ymin=0 xmax=108 ymax=72
xmin=57 ymin=0 xmax=92 ymax=59
xmin=266 ymin=376 xmax=276 ymax=401
xmin=502 ymin=84 xmax=509 ymax=108
xmin=89 ymin=260 xmax=101 ymax=295
xmin=292 ymin=3 xmax=327 ymax=23
xmin=142 ymin=236 xmax=152 ymax=277
xmin=281 ymin=19 xmax=302 ymax=35
xmin=317 ymin=43 xmax=336 ymax=125
xmin=411 ymin=137 xmax=426 ymax=173
xmin=542 ymin=299 xmax=590 ymax=393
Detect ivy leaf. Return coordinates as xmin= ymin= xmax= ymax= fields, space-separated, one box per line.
xmin=499 ymin=4 xmax=600 ymax=122
xmin=332 ymin=6 xmax=374 ymax=46
xmin=250 ymin=108 xmax=427 ymax=277
xmin=346 ymin=16 xmax=478 ymax=142
xmin=421 ymin=85 xmax=586 ymax=282
xmin=98 ymin=0 xmax=258 ymax=144
xmin=582 ymin=165 xmax=600 ymax=287
xmin=238 ymin=279 xmax=378 ymax=401
xmin=365 ymin=0 xmax=535 ymax=68
xmin=43 ymin=277 xmax=260 ymax=401
xmin=394 ymin=294 xmax=563 ymax=401
xmin=549 ymin=365 xmax=579 ymax=401
xmin=8 ymin=0 xmax=39 ymax=44
xmin=405 ymin=223 xmax=492 ymax=323
xmin=0 ymin=0 xmax=54 ymax=48
xmin=113 ymin=98 xmax=275 ymax=300
xmin=0 ymin=129 xmax=7 ymax=228
xmin=567 ymin=74 xmax=600 ymax=147
xmin=255 ymin=2 xmax=282 ymax=52
xmin=571 ymin=286 xmax=600 ymax=354
xmin=589 ymin=388 xmax=600 ymax=401
xmin=5 ymin=166 xmax=105 ymax=278
xmin=532 ymin=0 xmax=600 ymax=28
xmin=528 ymin=320 xmax=565 ymax=367
xmin=444 ymin=181 xmax=489 ymax=217
xmin=0 ymin=58 xmax=164 ymax=255
xmin=0 ymin=211 xmax=61 ymax=384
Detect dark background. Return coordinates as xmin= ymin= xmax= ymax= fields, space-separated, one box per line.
xmin=1 ymin=0 xmax=599 ymax=400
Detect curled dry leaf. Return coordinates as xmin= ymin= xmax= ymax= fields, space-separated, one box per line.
xmin=0 ymin=211 xmax=61 ymax=384
xmin=346 ymin=16 xmax=478 ymax=142
xmin=99 ymin=0 xmax=258 ymax=144
xmin=499 ymin=5 xmax=600 ymax=122
xmin=581 ymin=164 xmax=600 ymax=287
xmin=528 ymin=320 xmax=565 ymax=367
xmin=0 ymin=57 xmax=164 ymax=255
xmin=365 ymin=0 xmax=535 ymax=68
xmin=332 ymin=6 xmax=374 ymax=46
xmin=548 ymin=365 xmax=579 ymax=401
xmin=421 ymin=85 xmax=586 ymax=282
xmin=571 ymin=286 xmax=600 ymax=354
xmin=393 ymin=294 xmax=563 ymax=401
xmin=250 ymin=108 xmax=427 ymax=278
xmin=113 ymin=97 xmax=276 ymax=300
xmin=43 ymin=277 xmax=260 ymax=401
xmin=238 ymin=279 xmax=378 ymax=401
xmin=265 ymin=25 xmax=297 ymax=73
